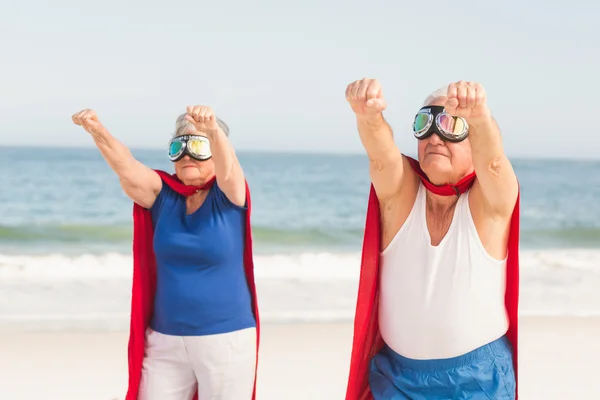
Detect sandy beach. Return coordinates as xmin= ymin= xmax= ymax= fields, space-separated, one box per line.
xmin=1 ymin=316 xmax=598 ymax=399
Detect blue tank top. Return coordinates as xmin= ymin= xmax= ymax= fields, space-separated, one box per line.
xmin=149 ymin=182 xmax=256 ymax=336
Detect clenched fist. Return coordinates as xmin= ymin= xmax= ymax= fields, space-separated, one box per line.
xmin=71 ymin=109 xmax=107 ymax=136
xmin=185 ymin=105 xmax=220 ymax=136
xmin=444 ymin=81 xmax=491 ymax=123
xmin=345 ymin=78 xmax=388 ymax=116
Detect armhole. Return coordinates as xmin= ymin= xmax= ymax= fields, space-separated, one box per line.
xmin=148 ymin=183 xmax=173 ymax=222
xmin=464 ymin=191 xmax=508 ymax=264
xmin=380 ymin=182 xmax=423 ymax=256
xmin=213 ymin=183 xmax=248 ymax=211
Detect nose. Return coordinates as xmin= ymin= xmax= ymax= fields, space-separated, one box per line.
xmin=428 ymin=132 xmax=445 ymax=145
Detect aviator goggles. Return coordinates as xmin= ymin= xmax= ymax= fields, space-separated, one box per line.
xmin=168 ymin=135 xmax=212 ymax=162
xmin=412 ymin=105 xmax=469 ymax=143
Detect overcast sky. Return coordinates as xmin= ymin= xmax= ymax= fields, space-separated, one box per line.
xmin=0 ymin=0 xmax=598 ymax=159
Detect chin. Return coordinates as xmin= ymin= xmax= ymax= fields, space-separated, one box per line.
xmin=421 ymin=160 xmax=453 ymax=184
xmin=177 ymin=168 xmax=200 ymax=182
xmin=422 ymin=154 xmax=449 ymax=169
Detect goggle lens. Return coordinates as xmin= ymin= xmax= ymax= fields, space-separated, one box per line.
xmin=169 ymin=141 xmax=184 ymax=158
xmin=437 ymin=114 xmax=466 ymax=137
xmin=187 ymin=138 xmax=211 ymax=158
xmin=413 ymin=113 xmax=430 ymax=132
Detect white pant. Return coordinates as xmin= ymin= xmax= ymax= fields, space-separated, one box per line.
xmin=139 ymin=327 xmax=257 ymax=400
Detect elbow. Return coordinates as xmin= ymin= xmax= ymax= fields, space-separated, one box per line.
xmin=487 ymin=155 xmax=505 ymax=178
xmin=217 ymin=160 xmax=237 ymax=183
xmin=476 ymin=154 xmax=510 ymax=179
xmin=118 ymin=173 xmax=139 ymax=191
xmin=477 ymin=156 xmax=519 ymax=217
xmin=369 ymin=149 xmax=402 ymax=173
xmin=114 ymin=160 xmax=137 ymax=181
xmin=369 ymin=158 xmax=385 ymax=172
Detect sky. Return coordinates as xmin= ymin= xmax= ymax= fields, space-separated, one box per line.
xmin=0 ymin=0 xmax=598 ymax=159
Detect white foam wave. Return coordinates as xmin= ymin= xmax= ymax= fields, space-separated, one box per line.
xmin=0 ymin=252 xmax=364 ymax=281
xmin=1 ymin=249 xmax=599 ymax=331
xmin=0 ymin=253 xmax=132 ymax=280
xmin=2 ymin=249 xmax=598 ymax=280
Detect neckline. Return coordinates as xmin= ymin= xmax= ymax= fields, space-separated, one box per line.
xmin=184 ymin=187 xmax=213 ymax=217
xmin=420 ymin=183 xmax=464 ymax=248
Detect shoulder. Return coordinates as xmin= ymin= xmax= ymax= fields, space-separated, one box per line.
xmin=150 ymin=182 xmax=181 ymax=216
xmin=211 ymin=182 xmax=248 ymax=211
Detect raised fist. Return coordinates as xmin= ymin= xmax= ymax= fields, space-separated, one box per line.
xmin=444 ymin=81 xmax=491 ymax=123
xmin=185 ymin=105 xmax=220 ymax=136
xmin=71 ymin=109 xmax=106 ymax=136
xmin=345 ymin=78 xmax=388 ymax=116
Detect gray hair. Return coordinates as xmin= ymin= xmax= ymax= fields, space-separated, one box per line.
xmin=173 ymin=113 xmax=230 ymax=138
xmin=422 ymin=85 xmax=449 ymax=106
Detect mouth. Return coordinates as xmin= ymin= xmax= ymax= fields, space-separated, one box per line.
xmin=182 ymin=165 xmax=196 ymax=169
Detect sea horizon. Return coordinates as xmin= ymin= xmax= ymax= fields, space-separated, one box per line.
xmin=2 ymin=144 xmax=599 ymax=162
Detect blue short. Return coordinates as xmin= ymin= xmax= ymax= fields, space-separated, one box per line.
xmin=369 ymin=335 xmax=516 ymax=400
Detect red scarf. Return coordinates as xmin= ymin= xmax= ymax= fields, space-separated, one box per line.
xmin=124 ymin=171 xmax=260 ymax=400
xmin=345 ymin=156 xmax=520 ymax=400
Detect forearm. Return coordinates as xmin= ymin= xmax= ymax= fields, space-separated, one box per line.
xmin=90 ymin=129 xmax=137 ymax=179
xmin=468 ymin=117 xmax=506 ymax=169
xmin=469 ymin=116 xmax=518 ymax=215
xmin=206 ymin=128 xmax=240 ymax=180
xmin=356 ymin=114 xmax=407 ymax=203
xmin=207 ymin=128 xmax=245 ymax=205
xmin=356 ymin=113 xmax=401 ymax=167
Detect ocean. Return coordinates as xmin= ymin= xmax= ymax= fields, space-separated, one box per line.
xmin=1 ymin=146 xmax=599 ymax=331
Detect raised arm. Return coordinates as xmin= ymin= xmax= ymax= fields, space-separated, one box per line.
xmin=444 ymin=81 xmax=519 ymax=218
xmin=71 ymin=109 xmax=162 ymax=209
xmin=185 ymin=106 xmax=246 ymax=207
xmin=345 ymin=78 xmax=416 ymax=204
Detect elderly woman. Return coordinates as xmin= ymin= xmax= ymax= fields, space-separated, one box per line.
xmin=72 ymin=105 xmax=259 ymax=400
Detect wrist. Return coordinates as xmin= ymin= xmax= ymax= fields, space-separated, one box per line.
xmin=466 ymin=108 xmax=494 ymax=129
xmin=206 ymin=127 xmax=225 ymax=142
xmin=356 ymin=112 xmax=385 ymax=126
xmin=90 ymin=126 xmax=110 ymax=139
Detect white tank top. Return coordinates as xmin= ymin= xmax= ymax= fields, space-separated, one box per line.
xmin=379 ymin=182 xmax=509 ymax=360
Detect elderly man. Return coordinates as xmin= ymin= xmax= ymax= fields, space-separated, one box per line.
xmin=344 ymin=79 xmax=521 ymax=400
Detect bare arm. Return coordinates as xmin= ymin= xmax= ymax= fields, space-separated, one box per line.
xmin=205 ymin=126 xmax=246 ymax=207
xmin=469 ymin=117 xmax=519 ymax=217
xmin=72 ymin=109 xmax=162 ymax=209
xmin=356 ymin=113 xmax=406 ymax=201
xmin=185 ymin=106 xmax=246 ymax=207
xmin=445 ymin=82 xmax=518 ymax=218
xmin=347 ymin=78 xmax=415 ymax=203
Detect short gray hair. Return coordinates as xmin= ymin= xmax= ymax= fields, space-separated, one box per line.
xmin=173 ymin=113 xmax=230 ymax=138
xmin=422 ymin=85 xmax=449 ymax=106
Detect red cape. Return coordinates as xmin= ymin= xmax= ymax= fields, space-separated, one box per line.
xmin=345 ymin=156 xmax=520 ymax=400
xmin=124 ymin=171 xmax=260 ymax=400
